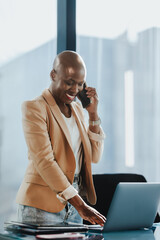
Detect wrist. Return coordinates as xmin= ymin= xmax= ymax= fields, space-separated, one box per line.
xmin=68 ymin=194 xmax=85 ymax=208
xmin=89 ymin=112 xmax=99 ymax=121
xmin=89 ymin=118 xmax=101 ymax=126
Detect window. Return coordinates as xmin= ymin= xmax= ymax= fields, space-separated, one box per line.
xmin=76 ymin=0 xmax=160 ymax=181
xmin=0 ymin=0 xmax=57 ymax=186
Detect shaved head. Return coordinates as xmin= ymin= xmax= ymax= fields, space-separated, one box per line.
xmin=52 ymin=51 xmax=86 ymax=78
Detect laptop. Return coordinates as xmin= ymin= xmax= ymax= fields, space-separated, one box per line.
xmin=103 ymin=182 xmax=160 ymax=232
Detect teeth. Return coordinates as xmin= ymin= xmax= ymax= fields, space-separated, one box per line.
xmin=66 ymin=94 xmax=75 ymax=100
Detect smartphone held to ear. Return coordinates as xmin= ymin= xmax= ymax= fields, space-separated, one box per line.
xmin=78 ymin=83 xmax=91 ymax=108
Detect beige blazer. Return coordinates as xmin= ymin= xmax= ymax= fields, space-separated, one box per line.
xmin=16 ymin=89 xmax=104 ymax=213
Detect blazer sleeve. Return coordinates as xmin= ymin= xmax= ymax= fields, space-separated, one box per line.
xmin=88 ymin=127 xmax=105 ymax=163
xmin=22 ymin=100 xmax=73 ymax=196
xmin=75 ymin=102 xmax=105 ymax=164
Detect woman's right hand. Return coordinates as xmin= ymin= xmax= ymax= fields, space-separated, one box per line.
xmin=68 ymin=194 xmax=106 ymax=226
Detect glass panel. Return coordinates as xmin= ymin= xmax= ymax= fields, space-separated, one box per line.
xmin=0 ymin=0 xmax=57 ymax=227
xmin=76 ymin=0 xmax=160 ymax=182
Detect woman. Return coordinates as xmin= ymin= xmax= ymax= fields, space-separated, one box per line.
xmin=16 ymin=51 xmax=106 ymax=226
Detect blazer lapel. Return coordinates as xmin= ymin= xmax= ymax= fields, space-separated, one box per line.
xmin=42 ymin=89 xmax=73 ymax=151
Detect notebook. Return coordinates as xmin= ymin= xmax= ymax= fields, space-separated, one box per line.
xmin=103 ymin=182 xmax=160 ymax=232
xmin=4 ymin=221 xmax=89 ymax=234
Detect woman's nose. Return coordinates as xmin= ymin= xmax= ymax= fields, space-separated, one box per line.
xmin=71 ymin=84 xmax=79 ymax=93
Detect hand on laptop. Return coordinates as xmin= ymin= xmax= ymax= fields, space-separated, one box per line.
xmin=68 ymin=194 xmax=106 ymax=226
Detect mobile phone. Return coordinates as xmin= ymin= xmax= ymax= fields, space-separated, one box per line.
xmin=78 ymin=83 xmax=91 ymax=108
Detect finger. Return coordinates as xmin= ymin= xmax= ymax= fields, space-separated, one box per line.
xmin=86 ymin=89 xmax=97 ymax=95
xmin=86 ymin=95 xmax=98 ymax=102
xmin=86 ymin=93 xmax=98 ymax=98
xmin=86 ymin=91 xmax=98 ymax=99
xmin=88 ymin=206 xmax=105 ymax=220
xmin=96 ymin=210 xmax=106 ymax=221
xmin=93 ymin=218 xmax=104 ymax=226
xmin=85 ymin=87 xmax=96 ymax=91
xmin=95 ymin=216 xmax=106 ymax=224
xmin=95 ymin=218 xmax=105 ymax=226
xmin=89 ymin=219 xmax=96 ymax=225
xmin=93 ymin=213 xmax=106 ymax=225
xmin=84 ymin=206 xmax=106 ymax=226
xmin=96 ymin=212 xmax=106 ymax=222
xmin=89 ymin=215 xmax=102 ymax=226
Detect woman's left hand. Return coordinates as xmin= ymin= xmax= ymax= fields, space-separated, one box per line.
xmin=85 ymin=86 xmax=99 ymax=114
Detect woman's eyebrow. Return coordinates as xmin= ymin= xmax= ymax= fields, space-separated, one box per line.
xmin=65 ymin=79 xmax=84 ymax=84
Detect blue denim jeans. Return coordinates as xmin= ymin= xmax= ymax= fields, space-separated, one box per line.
xmin=17 ymin=179 xmax=83 ymax=224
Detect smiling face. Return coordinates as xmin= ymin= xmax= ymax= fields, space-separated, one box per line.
xmin=49 ymin=51 xmax=86 ymax=107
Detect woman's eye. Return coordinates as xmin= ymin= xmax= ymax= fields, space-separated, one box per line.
xmin=66 ymin=82 xmax=72 ymax=86
xmin=78 ymin=83 xmax=83 ymax=87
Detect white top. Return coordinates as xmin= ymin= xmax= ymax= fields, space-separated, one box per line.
xmin=62 ymin=113 xmax=83 ymax=174
xmin=57 ymin=111 xmax=105 ymax=204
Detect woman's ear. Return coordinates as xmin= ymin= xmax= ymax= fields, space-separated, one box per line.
xmin=50 ymin=69 xmax=56 ymax=81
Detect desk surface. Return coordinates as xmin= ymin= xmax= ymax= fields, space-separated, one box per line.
xmin=1 ymin=227 xmax=160 ymax=240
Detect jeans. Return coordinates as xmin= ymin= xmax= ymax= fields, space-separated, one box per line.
xmin=17 ymin=178 xmax=83 ymax=224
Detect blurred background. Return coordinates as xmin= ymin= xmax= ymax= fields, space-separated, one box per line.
xmin=0 ymin=0 xmax=160 ymax=230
